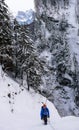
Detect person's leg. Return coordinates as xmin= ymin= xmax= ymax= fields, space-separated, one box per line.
xmin=44 ymin=116 xmax=47 ymax=125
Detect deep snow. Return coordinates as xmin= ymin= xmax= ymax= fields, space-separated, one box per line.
xmin=0 ymin=66 xmax=79 ymax=130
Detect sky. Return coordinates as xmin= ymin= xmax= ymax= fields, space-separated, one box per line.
xmin=0 ymin=66 xmax=79 ymax=130
xmin=5 ymin=0 xmax=35 ymax=16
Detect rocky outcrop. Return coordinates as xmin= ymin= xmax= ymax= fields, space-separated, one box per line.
xmin=34 ymin=0 xmax=79 ymax=116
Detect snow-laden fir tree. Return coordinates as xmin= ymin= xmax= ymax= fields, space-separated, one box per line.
xmin=13 ymin=19 xmax=44 ymax=90
xmin=0 ymin=0 xmax=13 ymax=71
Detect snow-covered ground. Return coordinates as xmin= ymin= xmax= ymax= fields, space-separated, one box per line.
xmin=0 ymin=66 xmax=79 ymax=130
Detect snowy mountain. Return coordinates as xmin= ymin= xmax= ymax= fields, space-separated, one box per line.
xmin=1 ymin=0 xmax=79 ymax=119
xmin=0 ymin=66 xmax=79 ymax=130
xmin=16 ymin=9 xmax=35 ymax=25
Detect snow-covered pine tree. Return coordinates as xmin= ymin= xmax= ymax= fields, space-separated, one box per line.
xmin=0 ymin=0 xmax=13 ymax=71
xmin=12 ymin=19 xmax=22 ymax=78
xmin=13 ymin=20 xmax=43 ymax=91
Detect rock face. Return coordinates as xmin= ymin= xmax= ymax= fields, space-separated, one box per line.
xmin=34 ymin=0 xmax=79 ymax=116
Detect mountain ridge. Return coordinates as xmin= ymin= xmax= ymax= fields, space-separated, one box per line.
xmin=16 ymin=9 xmax=35 ymax=25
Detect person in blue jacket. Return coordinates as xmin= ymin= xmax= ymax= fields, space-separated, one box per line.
xmin=40 ymin=104 xmax=50 ymax=125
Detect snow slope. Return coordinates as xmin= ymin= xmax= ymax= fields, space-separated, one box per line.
xmin=0 ymin=66 xmax=79 ymax=130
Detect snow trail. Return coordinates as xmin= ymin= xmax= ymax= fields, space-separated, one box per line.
xmin=0 ymin=66 xmax=79 ymax=130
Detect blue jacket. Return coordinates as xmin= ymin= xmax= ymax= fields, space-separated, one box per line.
xmin=40 ymin=106 xmax=50 ymax=119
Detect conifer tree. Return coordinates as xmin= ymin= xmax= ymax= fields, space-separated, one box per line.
xmin=13 ymin=21 xmax=43 ymax=90
xmin=0 ymin=0 xmax=12 ymax=46
xmin=0 ymin=0 xmax=13 ymax=71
